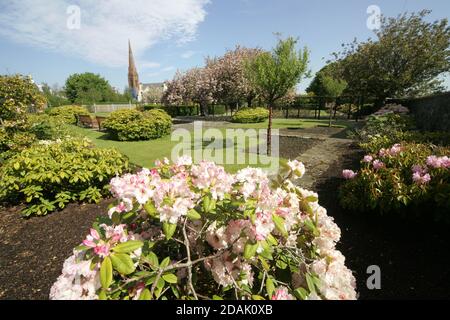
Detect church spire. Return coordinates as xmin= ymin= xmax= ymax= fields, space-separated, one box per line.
xmin=128 ymin=40 xmax=140 ymax=100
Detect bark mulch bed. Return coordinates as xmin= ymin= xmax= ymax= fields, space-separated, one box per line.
xmin=0 ymin=200 xmax=112 ymax=300
xmin=314 ymin=145 xmax=450 ymax=299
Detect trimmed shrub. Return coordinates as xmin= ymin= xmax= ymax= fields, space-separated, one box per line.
xmin=232 ymin=107 xmax=269 ymax=123
xmin=339 ymin=142 xmax=450 ymax=220
xmin=47 ymin=105 xmax=90 ymax=124
xmin=0 ymin=138 xmax=130 ymax=216
xmin=27 ymin=113 xmax=69 ymax=140
xmin=103 ymin=109 xmax=172 ymax=141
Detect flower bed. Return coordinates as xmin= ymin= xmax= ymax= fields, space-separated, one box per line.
xmin=340 ymin=143 xmax=450 ymax=218
xmin=50 ymin=157 xmax=356 ymax=300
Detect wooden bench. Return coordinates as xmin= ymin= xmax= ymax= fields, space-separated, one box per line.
xmin=96 ymin=116 xmax=108 ymax=131
xmin=77 ymin=115 xmax=99 ymax=129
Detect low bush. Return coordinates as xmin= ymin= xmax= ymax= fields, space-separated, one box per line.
xmin=232 ymin=107 xmax=269 ymax=123
xmin=50 ymin=157 xmax=357 ymax=300
xmin=339 ymin=142 xmax=450 ymax=220
xmin=102 ymin=109 xmax=172 ymax=141
xmin=27 ymin=113 xmax=69 ymax=140
xmin=0 ymin=138 xmax=130 ymax=216
xmin=47 ymin=105 xmax=90 ymax=124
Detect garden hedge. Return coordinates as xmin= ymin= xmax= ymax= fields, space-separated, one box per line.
xmin=232 ymin=107 xmax=269 ymax=123
xmin=102 ymin=109 xmax=172 ymax=141
xmin=47 ymin=105 xmax=90 ymax=124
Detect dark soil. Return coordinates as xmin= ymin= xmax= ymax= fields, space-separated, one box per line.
xmin=247 ymin=135 xmax=322 ymax=160
xmin=0 ymin=200 xmax=112 ymax=300
xmin=315 ymin=144 xmax=450 ymax=299
xmin=277 ymin=136 xmax=322 ymax=160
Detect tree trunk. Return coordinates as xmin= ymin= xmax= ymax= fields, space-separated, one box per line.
xmin=247 ymin=96 xmax=253 ymax=108
xmin=200 ymin=102 xmax=208 ymax=116
xmin=328 ymin=102 xmax=334 ymax=127
xmin=267 ymin=103 xmax=273 ymax=156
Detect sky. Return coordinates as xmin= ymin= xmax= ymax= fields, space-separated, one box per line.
xmin=0 ymin=0 xmax=449 ymax=93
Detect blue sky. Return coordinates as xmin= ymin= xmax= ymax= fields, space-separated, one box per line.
xmin=0 ymin=0 xmax=449 ymax=93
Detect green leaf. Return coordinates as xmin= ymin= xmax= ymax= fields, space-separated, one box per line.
xmin=305 ymin=273 xmax=316 ymax=294
xmin=252 ymin=295 xmax=265 ymax=300
xmin=110 ymin=253 xmax=135 ymax=275
xmin=266 ymin=277 xmax=275 ymax=298
xmin=160 ymin=257 xmax=171 ymax=269
xmin=98 ymin=290 xmax=108 ymax=300
xmin=13 ymin=162 xmax=20 ymax=170
xmin=212 ymin=295 xmax=224 ymax=300
xmin=266 ymin=234 xmax=278 ymax=246
xmin=112 ymin=240 xmax=144 ymax=253
xmin=144 ymin=201 xmax=157 ymax=217
xmin=162 ymin=222 xmax=177 ymax=240
xmin=243 ymin=242 xmax=258 ymax=259
xmin=100 ymin=256 xmax=113 ymax=289
xmin=305 ymin=196 xmax=318 ymax=202
xmin=162 ymin=273 xmax=178 ymax=284
xmin=187 ymin=208 xmax=201 ymax=220
xmin=293 ymin=287 xmax=308 ymax=300
xmin=147 ymin=252 xmax=159 ymax=268
xmin=272 ymin=214 xmax=288 ymax=237
xmin=139 ymin=288 xmax=152 ymax=300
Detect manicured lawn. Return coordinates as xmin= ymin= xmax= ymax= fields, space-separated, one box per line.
xmin=67 ymin=125 xmax=283 ymax=172
xmin=227 ymin=118 xmax=357 ymax=129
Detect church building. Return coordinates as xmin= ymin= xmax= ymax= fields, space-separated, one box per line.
xmin=128 ymin=41 xmax=167 ymax=103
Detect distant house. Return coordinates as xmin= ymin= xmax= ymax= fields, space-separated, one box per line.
xmin=140 ymin=82 xmax=167 ymax=104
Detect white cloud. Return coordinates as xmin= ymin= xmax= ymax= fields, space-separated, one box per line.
xmin=139 ymin=61 xmax=161 ymax=69
xmin=162 ymin=66 xmax=175 ymax=72
xmin=181 ymin=50 xmax=196 ymax=59
xmin=0 ymin=0 xmax=209 ymax=67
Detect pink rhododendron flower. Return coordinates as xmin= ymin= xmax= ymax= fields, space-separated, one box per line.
xmin=412 ymin=172 xmax=431 ymax=185
xmin=287 ymin=159 xmax=306 ymax=178
xmin=363 ymin=155 xmax=373 ymax=163
xmin=372 ymin=160 xmax=385 ymax=170
xmin=426 ymin=155 xmax=450 ymax=169
xmin=271 ymin=286 xmax=294 ymax=300
xmin=342 ymin=169 xmax=357 ymax=179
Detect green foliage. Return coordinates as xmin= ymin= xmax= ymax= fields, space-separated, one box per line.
xmin=103 ymin=109 xmax=172 ymax=141
xmin=0 ymin=74 xmax=46 ymax=124
xmin=64 ymin=73 xmax=128 ymax=104
xmin=246 ymin=36 xmax=309 ymax=106
xmin=307 ymin=64 xmax=347 ymax=98
xmin=350 ymin=113 xmax=414 ymax=152
xmin=27 ymin=113 xmax=69 ymax=140
xmin=333 ymin=10 xmax=450 ymax=101
xmin=41 ymin=83 xmax=70 ymax=108
xmin=339 ymin=143 xmax=450 ymax=220
xmin=0 ymin=74 xmax=47 ymax=158
xmin=232 ymin=107 xmax=269 ymax=123
xmin=47 ymin=105 xmax=90 ymax=124
xmin=0 ymin=138 xmax=130 ymax=216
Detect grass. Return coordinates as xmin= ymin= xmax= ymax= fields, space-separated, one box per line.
xmin=67 ymin=125 xmax=283 ymax=173
xmin=68 ymin=117 xmax=358 ymax=172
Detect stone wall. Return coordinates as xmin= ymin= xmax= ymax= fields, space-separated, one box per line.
xmin=388 ymin=92 xmax=450 ymax=132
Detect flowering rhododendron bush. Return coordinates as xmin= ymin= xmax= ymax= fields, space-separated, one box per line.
xmin=51 ymin=157 xmax=357 ymax=300
xmin=340 ymin=142 xmax=450 ymax=219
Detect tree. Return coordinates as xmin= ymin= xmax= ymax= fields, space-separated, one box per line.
xmin=246 ymin=36 xmax=309 ymax=154
xmin=64 ymin=73 xmax=116 ymax=104
xmin=0 ymin=74 xmax=46 ymax=125
xmin=333 ymin=10 xmax=450 ymax=105
xmin=162 ymin=71 xmax=186 ymax=106
xmin=307 ymin=66 xmax=347 ymax=126
xmin=207 ymin=46 xmax=262 ymax=109
xmin=41 ymin=83 xmax=69 ymax=108
xmin=0 ymin=74 xmax=46 ymax=156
